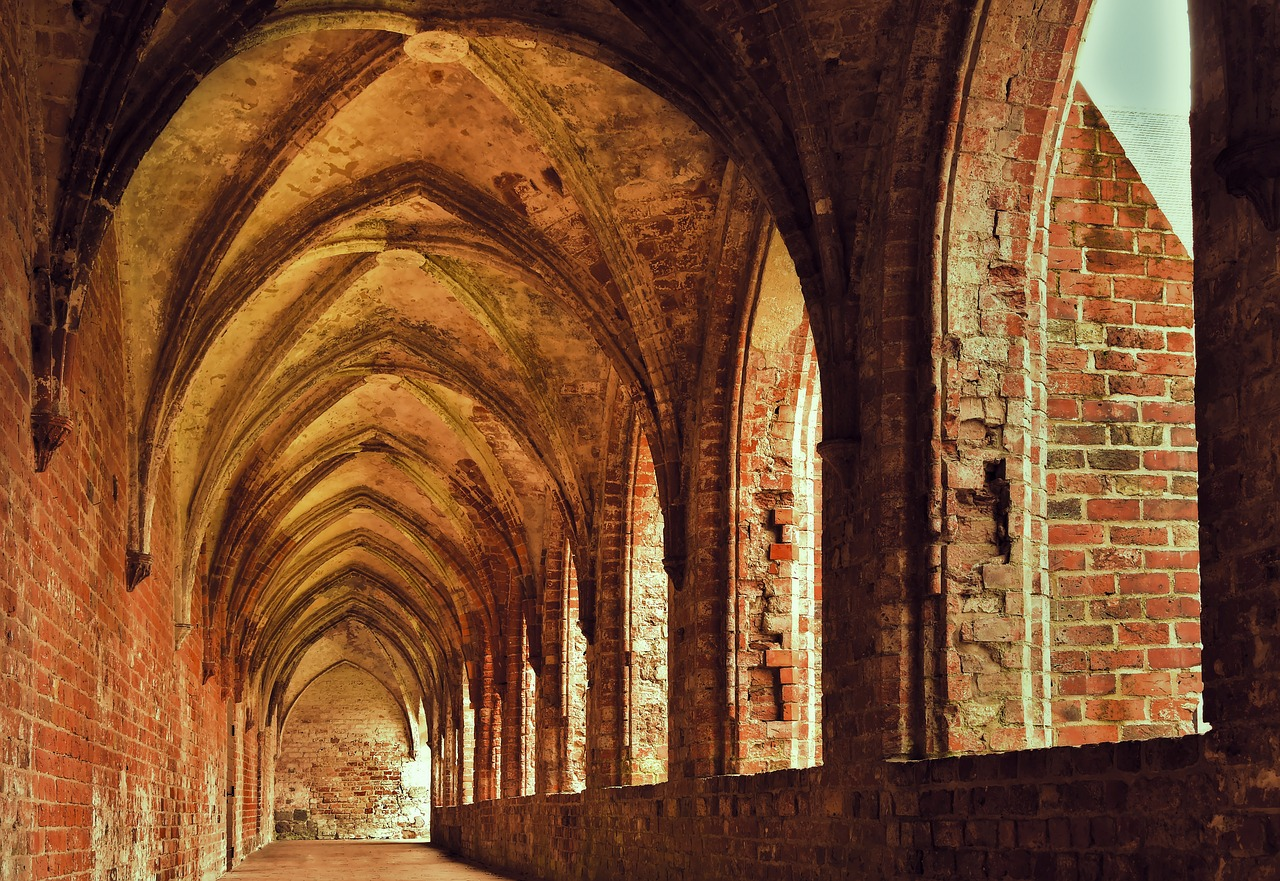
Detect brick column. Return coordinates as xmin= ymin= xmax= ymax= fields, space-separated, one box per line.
xmin=500 ymin=588 xmax=525 ymax=798
xmin=1196 ymin=0 xmax=1280 ymax=750
xmin=473 ymin=652 xmax=499 ymax=802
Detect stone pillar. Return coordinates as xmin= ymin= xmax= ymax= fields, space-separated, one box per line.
xmin=534 ymin=534 xmax=573 ymax=793
xmin=500 ymin=594 xmax=525 ymax=798
xmin=666 ymin=486 xmax=731 ymax=779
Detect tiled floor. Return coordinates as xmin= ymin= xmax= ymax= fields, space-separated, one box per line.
xmin=225 ymin=841 xmax=522 ymax=880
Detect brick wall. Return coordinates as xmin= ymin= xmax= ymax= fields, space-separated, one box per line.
xmin=436 ymin=739 xmax=1213 ymax=880
xmin=274 ymin=664 xmax=428 ymax=840
xmin=8 ymin=3 xmax=1280 ymax=881
xmin=2 ymin=230 xmax=233 ymax=881
xmin=240 ymin=724 xmax=264 ymax=855
xmin=1 ymin=15 xmax=236 ymax=863
xmin=1045 ymin=88 xmax=1201 ymax=745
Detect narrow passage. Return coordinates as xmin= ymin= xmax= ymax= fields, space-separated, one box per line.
xmin=225 ymin=841 xmax=521 ymax=880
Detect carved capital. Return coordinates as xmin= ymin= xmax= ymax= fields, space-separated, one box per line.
xmin=126 ymin=549 xmax=153 ymax=591
xmin=1216 ymin=135 xmax=1280 ymax=231
xmin=662 ymin=500 xmax=687 ymax=591
xmin=662 ymin=552 xmax=686 ymax=592
xmin=816 ymin=437 xmax=861 ymax=493
xmin=174 ymin=622 xmax=194 ymax=650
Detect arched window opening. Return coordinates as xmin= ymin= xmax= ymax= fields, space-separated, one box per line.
xmin=562 ymin=544 xmax=588 ymax=792
xmin=794 ymin=343 xmax=823 ymax=768
xmin=624 ymin=428 xmax=669 ymax=784
xmin=732 ymin=229 xmax=823 ymax=773
xmin=492 ymin=693 xmax=504 ymax=798
xmin=461 ymin=672 xmax=475 ymax=805
xmin=1045 ymin=0 xmax=1202 ymax=746
xmin=520 ymin=625 xmax=537 ymax=796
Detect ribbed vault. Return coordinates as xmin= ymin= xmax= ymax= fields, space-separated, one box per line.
xmin=106 ymin=5 xmax=791 ymax=742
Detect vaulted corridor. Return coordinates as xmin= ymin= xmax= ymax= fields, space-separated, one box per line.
xmin=4 ymin=1 xmax=1280 ymax=879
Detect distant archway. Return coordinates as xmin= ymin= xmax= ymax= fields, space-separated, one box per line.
xmin=275 ymin=663 xmax=430 ymax=839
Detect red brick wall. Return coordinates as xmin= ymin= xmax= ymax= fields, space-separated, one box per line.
xmin=240 ymin=724 xmax=266 ymax=855
xmin=1045 ymin=88 xmax=1201 ymax=745
xmin=274 ymin=664 xmax=428 ymax=840
xmin=9 ymin=4 xmax=1280 ymax=881
xmin=2 ymin=231 xmax=233 ymax=881
xmin=1 ymin=14 xmax=235 ymax=861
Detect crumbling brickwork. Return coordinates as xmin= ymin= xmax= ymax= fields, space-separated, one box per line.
xmin=732 ymin=232 xmax=823 ymax=773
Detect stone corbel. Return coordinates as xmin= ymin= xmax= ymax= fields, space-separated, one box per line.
xmin=202 ymin=651 xmax=219 ymax=686
xmin=125 ymin=549 xmax=152 ymax=590
xmin=1216 ymin=135 xmax=1280 ymax=231
xmin=816 ymin=437 xmax=860 ymax=494
xmin=30 ymin=323 xmax=77 ymax=472
xmin=662 ymin=500 xmax=687 ymax=591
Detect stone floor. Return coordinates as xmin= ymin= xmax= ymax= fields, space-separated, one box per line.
xmin=226 ymin=841 xmax=522 ymax=880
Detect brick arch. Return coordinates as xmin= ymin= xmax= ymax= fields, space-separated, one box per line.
xmin=279 ymin=660 xmax=416 ymax=758
xmin=621 ymin=418 xmax=669 ymax=785
xmin=563 ymin=405 xmax=671 ymax=788
xmin=927 ymin=0 xmax=1094 ymax=756
xmin=34 ymin=0 xmax=849 ymax=513
xmin=129 ymin=163 xmax=621 ymax=564
xmin=253 ymin=581 xmax=459 ymax=724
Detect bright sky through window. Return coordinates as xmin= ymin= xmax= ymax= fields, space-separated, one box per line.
xmin=1076 ymin=0 xmax=1193 ymax=249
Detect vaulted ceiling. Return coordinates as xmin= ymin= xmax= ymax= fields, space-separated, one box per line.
xmin=27 ymin=0 xmax=919 ymax=744
xmin=93 ymin=7 xmax=775 ymax=735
